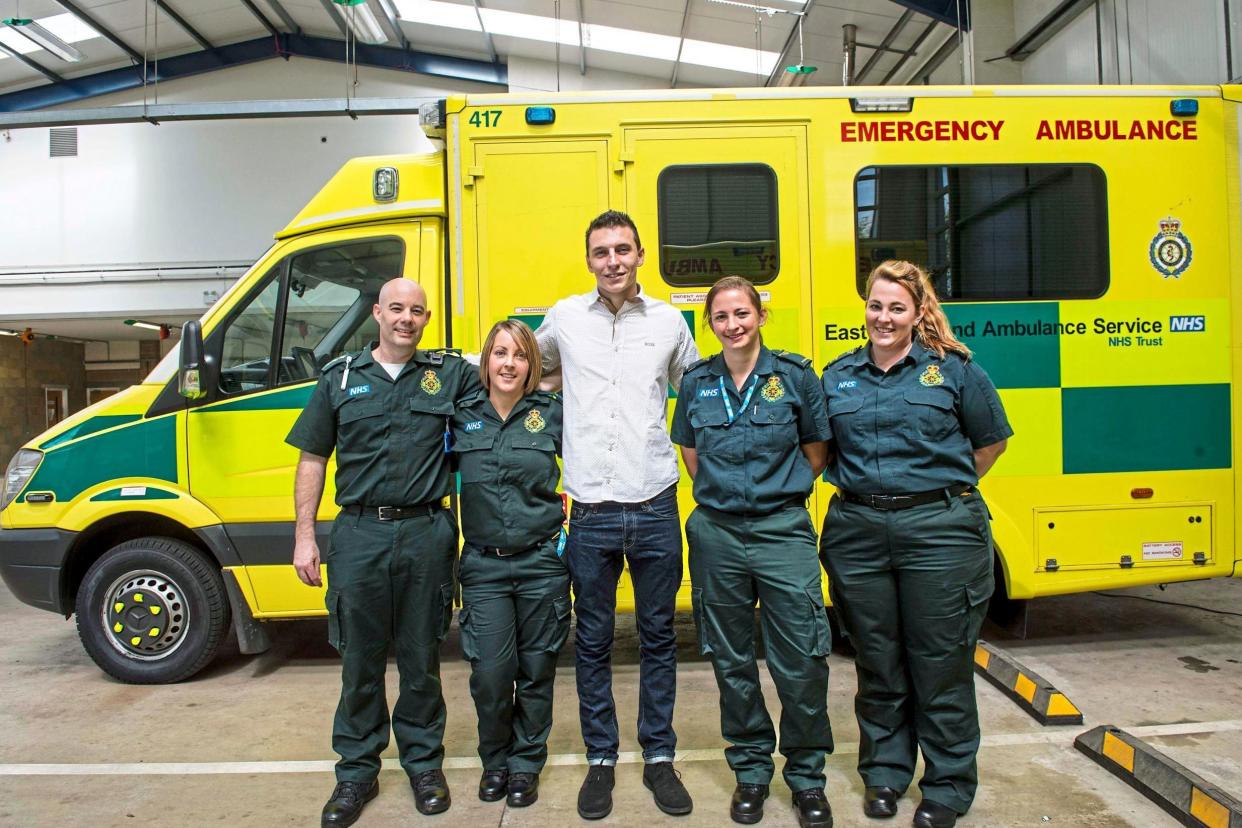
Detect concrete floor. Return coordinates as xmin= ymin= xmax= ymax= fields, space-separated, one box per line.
xmin=0 ymin=578 xmax=1240 ymax=827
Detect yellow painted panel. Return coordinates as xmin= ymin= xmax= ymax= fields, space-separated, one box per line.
xmin=1035 ymin=502 xmax=1212 ymax=571
xmin=1190 ymin=788 xmax=1230 ymax=828
xmin=1046 ymin=694 xmax=1081 ymax=717
xmin=1102 ymin=732 xmax=1135 ymax=773
xmin=989 ymin=389 xmax=1061 ymax=477
xmin=1060 ymin=299 xmax=1229 ymax=388
xmin=244 ymin=564 xmax=328 ymax=616
xmin=1014 ymin=673 xmax=1038 ymax=703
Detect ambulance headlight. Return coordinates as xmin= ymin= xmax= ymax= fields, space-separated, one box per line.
xmin=1 ymin=449 xmax=42 ymax=512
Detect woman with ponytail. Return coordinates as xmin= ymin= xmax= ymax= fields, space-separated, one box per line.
xmin=819 ymin=261 xmax=1011 ymax=828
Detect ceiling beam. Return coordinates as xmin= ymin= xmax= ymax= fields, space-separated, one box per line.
xmin=316 ymin=0 xmax=350 ymax=37
xmin=0 ymin=34 xmax=507 ymax=113
xmin=264 ymin=0 xmax=304 ymax=34
xmin=240 ymin=0 xmax=282 ymax=38
xmin=854 ymin=9 xmax=912 ymax=85
xmin=0 ymin=40 xmax=65 ymax=84
xmin=54 ymin=0 xmax=145 ymax=65
xmin=374 ymin=0 xmax=411 ymax=51
xmin=903 ymin=29 xmax=959 ymax=83
xmin=152 ymin=1 xmax=214 ymax=52
xmin=879 ymin=19 xmax=938 ymax=84
xmin=0 ymin=97 xmax=441 ymax=129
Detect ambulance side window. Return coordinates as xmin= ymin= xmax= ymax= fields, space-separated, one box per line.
xmin=657 ymin=163 xmax=779 ymax=286
xmin=854 ymin=164 xmax=1108 ymax=300
xmin=218 ymin=271 xmax=282 ymax=394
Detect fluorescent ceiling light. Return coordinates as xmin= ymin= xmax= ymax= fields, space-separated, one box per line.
xmin=3 ymin=16 xmax=85 ymax=62
xmin=123 ymin=319 xmax=164 ymax=332
xmin=332 ymin=1 xmax=389 ymax=45
xmin=0 ymin=12 xmax=98 ymax=61
xmin=392 ymin=0 xmax=779 ymax=75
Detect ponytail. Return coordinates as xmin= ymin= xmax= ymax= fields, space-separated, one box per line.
xmin=864 ymin=261 xmax=970 ymax=359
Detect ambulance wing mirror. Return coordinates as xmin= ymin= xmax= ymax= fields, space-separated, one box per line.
xmin=179 ymin=321 xmax=206 ymax=400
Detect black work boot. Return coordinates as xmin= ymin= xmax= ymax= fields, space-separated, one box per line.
xmin=643 ymin=762 xmax=693 ymax=816
xmin=913 ymin=799 xmax=958 ymax=828
xmin=791 ymin=787 xmax=833 ymax=828
xmin=507 ymin=772 xmax=540 ymax=807
xmin=478 ymin=769 xmax=508 ymax=802
xmin=410 ymin=768 xmax=451 ymax=815
xmin=577 ymin=764 xmax=615 ymax=820
xmin=322 ymin=780 xmax=378 ymax=827
xmin=730 ymin=782 xmax=769 ymax=824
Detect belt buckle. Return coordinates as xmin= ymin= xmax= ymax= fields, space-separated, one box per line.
xmin=494 ymin=546 xmax=517 ymax=557
xmin=376 ymin=506 xmax=396 ymax=521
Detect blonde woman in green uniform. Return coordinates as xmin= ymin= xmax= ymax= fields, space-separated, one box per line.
xmin=670 ymin=277 xmax=834 ymax=828
xmin=819 ymin=261 xmax=1011 ymax=828
xmin=450 ymin=319 xmax=569 ymax=809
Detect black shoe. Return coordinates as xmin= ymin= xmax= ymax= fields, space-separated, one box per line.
xmin=643 ymin=762 xmax=694 ymax=816
xmin=792 ymin=787 xmax=833 ymax=828
xmin=507 ymin=772 xmax=540 ymax=808
xmin=577 ymin=764 xmax=615 ymax=820
xmin=411 ymin=769 xmax=451 ymax=816
xmin=730 ymin=783 xmax=769 ymax=825
xmin=863 ymin=786 xmax=899 ymax=819
xmin=913 ymin=800 xmax=958 ymax=828
xmin=478 ymin=769 xmax=508 ymax=802
xmin=321 ymin=780 xmax=378 ymax=827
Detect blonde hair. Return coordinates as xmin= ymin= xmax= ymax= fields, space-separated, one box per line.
xmin=479 ymin=319 xmax=542 ymax=394
xmin=703 ymin=275 xmax=765 ymax=332
xmin=865 ymin=260 xmax=971 ymax=359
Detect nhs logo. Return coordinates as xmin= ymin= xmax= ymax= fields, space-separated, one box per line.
xmin=464 ymin=421 xmax=484 ymax=432
xmin=837 ymin=380 xmax=858 ymax=391
xmin=698 ymin=387 xmax=720 ymax=398
xmin=1168 ymin=315 xmax=1205 ymax=332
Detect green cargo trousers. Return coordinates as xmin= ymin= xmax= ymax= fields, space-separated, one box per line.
xmin=324 ymin=507 xmax=457 ymax=783
xmin=819 ymin=491 xmax=994 ymax=815
xmin=458 ymin=534 xmax=571 ymax=774
xmin=686 ymin=505 xmax=834 ymax=792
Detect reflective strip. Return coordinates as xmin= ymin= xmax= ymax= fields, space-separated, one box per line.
xmin=1014 ymin=673 xmax=1038 ymax=703
xmin=1190 ymin=788 xmax=1230 ymax=828
xmin=1101 ymin=731 xmax=1135 ymax=772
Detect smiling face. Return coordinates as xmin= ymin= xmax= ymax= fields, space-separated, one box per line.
xmin=865 ymin=276 xmax=922 ymax=352
xmin=708 ymin=287 xmax=766 ymax=353
xmin=373 ymin=279 xmax=431 ymax=354
xmin=586 ymin=225 xmax=644 ymax=308
xmin=486 ymin=328 xmax=530 ymax=397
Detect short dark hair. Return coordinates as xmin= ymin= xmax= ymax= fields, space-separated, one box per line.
xmin=584 ymin=210 xmax=642 ymax=255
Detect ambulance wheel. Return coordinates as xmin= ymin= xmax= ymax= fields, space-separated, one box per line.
xmin=75 ymin=537 xmax=231 ymax=684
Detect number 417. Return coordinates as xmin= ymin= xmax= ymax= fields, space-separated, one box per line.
xmin=469 ymin=110 xmax=502 ymax=128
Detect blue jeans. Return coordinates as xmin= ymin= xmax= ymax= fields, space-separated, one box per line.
xmin=566 ymin=484 xmax=683 ymax=763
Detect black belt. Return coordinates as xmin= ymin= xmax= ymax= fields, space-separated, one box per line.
xmin=345 ymin=502 xmax=442 ymax=521
xmin=840 ymin=485 xmax=972 ymax=511
xmin=476 ymin=531 xmax=560 ymax=558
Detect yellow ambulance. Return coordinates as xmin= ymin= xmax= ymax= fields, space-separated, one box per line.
xmin=1 ymin=85 xmax=1236 ymax=682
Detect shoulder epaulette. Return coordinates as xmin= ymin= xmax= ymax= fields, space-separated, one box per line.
xmin=321 ymin=353 xmax=351 ymax=373
xmin=684 ymin=357 xmax=711 ymax=374
xmin=774 ymin=350 xmax=812 ymax=369
xmin=824 ymin=344 xmax=865 ymax=371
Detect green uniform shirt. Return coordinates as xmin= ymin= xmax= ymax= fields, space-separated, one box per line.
xmin=450 ymin=391 xmax=564 ymax=550
xmin=285 ymin=344 xmax=483 ymax=506
xmin=821 ymin=341 xmax=1012 ymax=495
xmin=671 ymin=346 xmax=830 ymax=515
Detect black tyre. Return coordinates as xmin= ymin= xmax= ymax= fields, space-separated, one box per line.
xmin=75 ymin=537 xmax=230 ymax=684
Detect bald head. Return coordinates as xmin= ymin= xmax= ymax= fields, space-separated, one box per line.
xmin=372 ymin=278 xmax=432 ymax=361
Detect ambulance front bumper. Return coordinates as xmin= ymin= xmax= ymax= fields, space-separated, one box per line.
xmin=0 ymin=527 xmax=76 ymax=614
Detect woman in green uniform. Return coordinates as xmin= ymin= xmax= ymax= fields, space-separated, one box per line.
xmin=670 ymin=276 xmax=834 ymax=828
xmin=819 ymin=261 xmax=1011 ymax=828
xmin=450 ymin=319 xmax=570 ymax=809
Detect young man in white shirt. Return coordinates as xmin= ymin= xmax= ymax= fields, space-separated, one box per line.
xmin=535 ymin=211 xmax=699 ymax=820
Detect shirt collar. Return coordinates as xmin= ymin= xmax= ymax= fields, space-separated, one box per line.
xmin=863 ymin=339 xmax=934 ymax=371
xmin=704 ymin=345 xmax=774 ymax=379
xmin=589 ymin=283 xmax=647 ymax=312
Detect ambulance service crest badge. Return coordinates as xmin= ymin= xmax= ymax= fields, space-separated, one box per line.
xmin=524 ymin=409 xmax=547 ymax=433
xmin=919 ymin=365 xmax=944 ymax=387
xmin=761 ymin=375 xmax=785 ymax=402
xmin=1149 ymin=216 xmax=1193 ymax=278
xmin=420 ymin=369 xmax=442 ymax=396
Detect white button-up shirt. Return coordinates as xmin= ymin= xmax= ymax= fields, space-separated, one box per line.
xmin=536 ymin=288 xmax=699 ymax=504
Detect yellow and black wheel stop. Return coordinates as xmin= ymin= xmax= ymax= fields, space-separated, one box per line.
xmin=1075 ymin=725 xmax=1242 ymax=827
xmin=973 ymin=640 xmax=1083 ymax=726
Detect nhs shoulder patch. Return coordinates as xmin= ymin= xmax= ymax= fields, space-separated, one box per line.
xmin=836 ymin=380 xmax=858 ymax=391
xmin=463 ymin=421 xmax=484 ymax=432
xmin=698 ymin=387 xmax=720 ymax=398
xmin=347 ymin=384 xmax=371 ymax=397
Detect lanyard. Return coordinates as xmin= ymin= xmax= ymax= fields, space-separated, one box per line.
xmin=719 ymin=374 xmax=759 ymax=426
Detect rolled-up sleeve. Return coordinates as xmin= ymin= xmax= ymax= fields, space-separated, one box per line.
xmin=534 ymin=306 xmax=561 ymax=373
xmin=667 ymin=317 xmax=700 ymax=393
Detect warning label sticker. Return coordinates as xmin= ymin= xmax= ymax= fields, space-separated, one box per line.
xmin=1142 ymin=541 xmax=1184 ymax=561
xmin=670 ymin=291 xmax=771 ymax=305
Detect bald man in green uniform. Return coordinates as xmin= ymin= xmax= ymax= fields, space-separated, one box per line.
xmin=287 ymin=278 xmax=482 ymax=827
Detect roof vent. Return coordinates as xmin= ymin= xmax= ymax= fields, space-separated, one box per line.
xmin=49 ymin=127 xmax=77 ymax=158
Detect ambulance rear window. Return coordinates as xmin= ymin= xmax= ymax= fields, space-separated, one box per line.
xmin=657 ymin=163 xmax=779 ymax=286
xmin=854 ymin=164 xmax=1108 ymax=300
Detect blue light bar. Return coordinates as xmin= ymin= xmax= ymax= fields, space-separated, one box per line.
xmin=525 ymin=106 xmax=555 ymax=125
xmin=1170 ymin=98 xmax=1198 ymax=117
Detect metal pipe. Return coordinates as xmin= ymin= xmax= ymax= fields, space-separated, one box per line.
xmin=764 ymin=0 xmax=816 ymax=86
xmin=842 ymin=23 xmax=857 ymax=85
xmin=855 ymin=9 xmax=912 ymax=84
xmin=576 ymin=0 xmax=586 ymax=75
xmin=1004 ymin=0 xmax=1094 ymax=61
xmin=374 ymin=0 xmax=410 ymax=50
xmin=54 ymin=0 xmax=145 ymax=64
